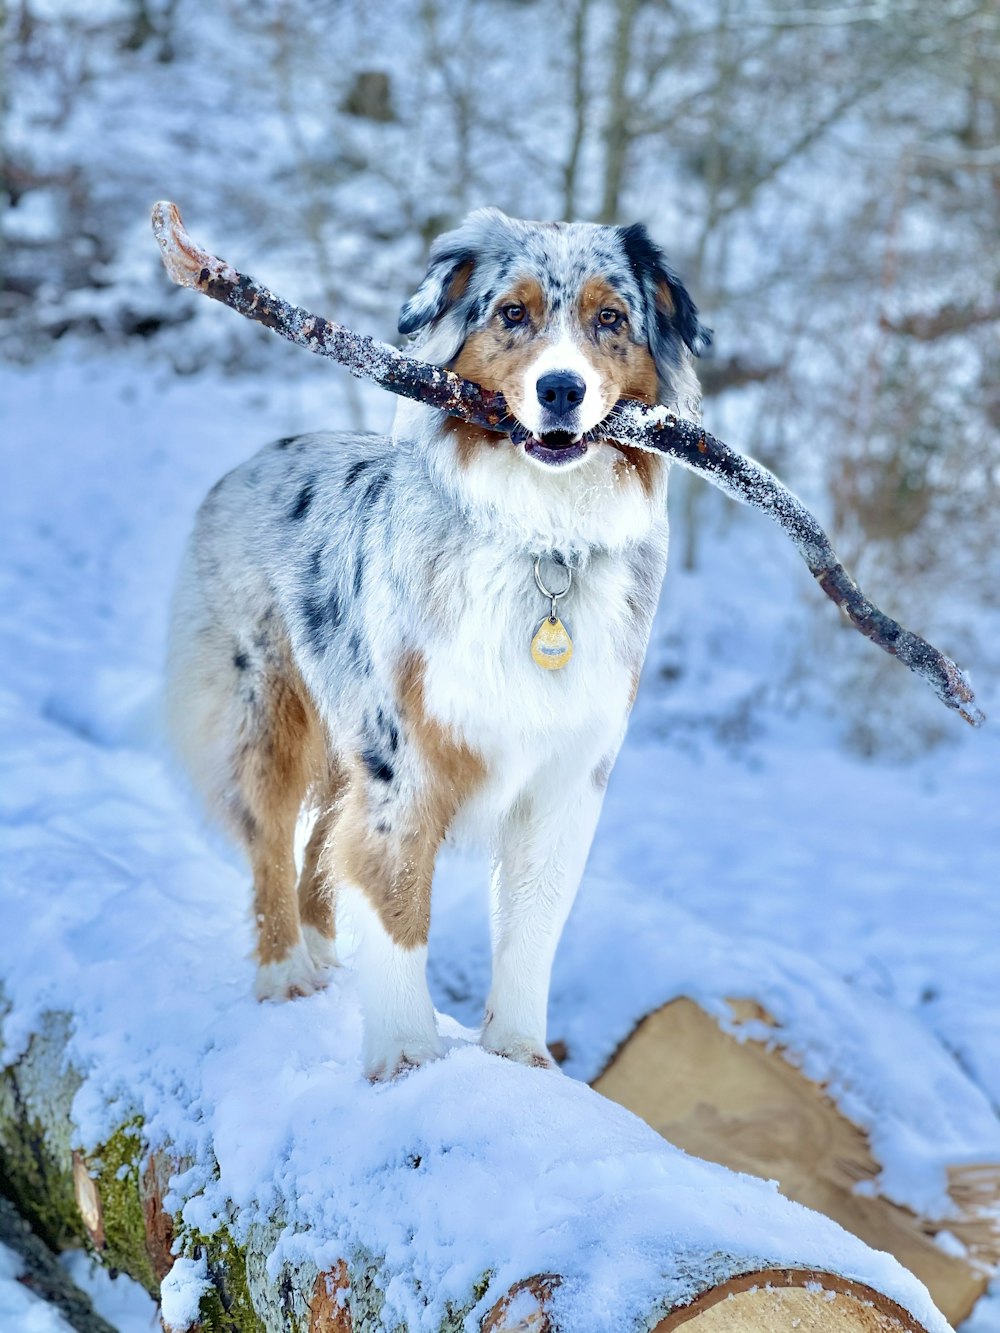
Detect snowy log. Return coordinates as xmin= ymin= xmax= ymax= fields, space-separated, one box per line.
xmin=513 ymin=893 xmax=1000 ymax=1330
xmin=150 ymin=201 xmax=984 ymax=729
xmin=593 ymin=998 xmax=1000 ymax=1328
xmin=0 ymin=1005 xmax=955 ymax=1333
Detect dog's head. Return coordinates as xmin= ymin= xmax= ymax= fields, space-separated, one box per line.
xmin=399 ymin=208 xmax=710 ymax=474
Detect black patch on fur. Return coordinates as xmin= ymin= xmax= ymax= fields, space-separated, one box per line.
xmin=252 ymin=609 xmax=275 ymax=654
xmin=619 ymin=223 xmax=712 ymax=358
xmin=308 ymin=548 xmax=323 ymax=581
xmin=289 ymin=480 xmax=315 ymax=521
xmin=275 ymin=435 xmax=300 ymax=450
xmin=235 ymin=804 xmax=259 ymax=843
xmin=343 ymin=458 xmax=372 ymax=489
xmin=353 ymin=551 xmax=365 ymax=598
xmin=233 ymin=651 xmax=249 ymax=671
xmin=376 ymin=706 xmax=400 ymax=753
xmin=361 ymin=748 xmax=395 ymax=784
xmin=301 ymin=597 xmax=325 ymax=650
xmin=301 ymin=589 xmax=342 ymax=651
xmin=363 ymin=471 xmax=390 ymax=509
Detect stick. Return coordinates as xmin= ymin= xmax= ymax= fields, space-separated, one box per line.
xmin=151 ymin=202 xmax=984 ymax=727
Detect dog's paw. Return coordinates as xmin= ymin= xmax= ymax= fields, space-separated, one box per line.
xmin=364 ymin=1035 xmax=441 ymax=1084
xmin=481 ymin=1030 xmax=559 ymax=1071
xmin=301 ymin=923 xmax=339 ymax=975
xmin=254 ymin=940 xmax=326 ymax=1002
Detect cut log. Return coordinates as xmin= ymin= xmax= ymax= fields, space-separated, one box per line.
xmin=0 ymin=997 xmax=956 ymax=1333
xmin=477 ymin=1268 xmax=936 ymax=1332
xmin=651 ymin=1270 xmax=931 ymax=1331
xmin=591 ymin=997 xmax=1000 ymax=1328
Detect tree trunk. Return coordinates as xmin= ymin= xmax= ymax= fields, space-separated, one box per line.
xmin=0 ymin=1001 xmax=952 ymax=1333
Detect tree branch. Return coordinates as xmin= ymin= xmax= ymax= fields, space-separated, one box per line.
xmin=151 ymin=202 xmax=985 ymax=729
xmin=698 ymin=355 xmax=782 ymax=396
xmin=879 ymin=302 xmax=1000 ymax=340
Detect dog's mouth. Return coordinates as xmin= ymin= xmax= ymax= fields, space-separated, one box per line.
xmin=520 ymin=430 xmax=588 ymax=468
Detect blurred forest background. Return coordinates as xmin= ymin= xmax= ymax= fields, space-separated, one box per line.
xmin=3 ymin=0 xmax=999 ymax=755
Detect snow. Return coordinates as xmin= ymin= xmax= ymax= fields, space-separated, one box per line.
xmin=0 ymin=1243 xmax=72 ymax=1333
xmin=1 ymin=347 xmax=997 ymax=1331
xmin=59 ymin=1251 xmax=160 ymax=1332
xmin=0 ymin=1241 xmax=154 ymax=1333
xmin=160 ymin=1255 xmax=212 ymax=1332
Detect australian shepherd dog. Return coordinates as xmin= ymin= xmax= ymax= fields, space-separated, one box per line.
xmin=166 ymin=208 xmax=710 ymax=1080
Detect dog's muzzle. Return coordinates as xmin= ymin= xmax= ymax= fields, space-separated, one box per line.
xmin=524 ymin=370 xmax=589 ymax=466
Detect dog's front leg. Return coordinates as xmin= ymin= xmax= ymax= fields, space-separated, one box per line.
xmin=342 ymin=883 xmax=440 ymax=1083
xmin=331 ymin=779 xmax=442 ymax=1083
xmin=482 ymin=777 xmax=606 ymax=1068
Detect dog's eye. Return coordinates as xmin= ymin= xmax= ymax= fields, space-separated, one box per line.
xmin=598 ymin=308 xmax=624 ymax=329
xmin=500 ymin=303 xmax=527 ymax=327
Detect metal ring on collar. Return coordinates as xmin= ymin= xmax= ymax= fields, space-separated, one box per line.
xmin=533 ymin=556 xmax=573 ymax=601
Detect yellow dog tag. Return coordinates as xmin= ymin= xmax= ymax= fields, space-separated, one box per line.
xmin=531 ymin=615 xmax=573 ymax=670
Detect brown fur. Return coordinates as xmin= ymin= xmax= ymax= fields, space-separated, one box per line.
xmin=446 ymin=278 xmax=550 ymax=467
xmin=227 ymin=654 xmax=330 ymax=968
xmin=297 ymin=780 xmax=344 ymax=943
xmin=577 ymin=279 xmax=664 ymax=499
xmin=447 ymin=259 xmax=474 ymax=303
xmin=225 ymin=639 xmax=485 ymax=962
xmin=328 ymin=651 xmax=486 ymax=949
xmin=440 ymin=417 xmax=504 ymax=469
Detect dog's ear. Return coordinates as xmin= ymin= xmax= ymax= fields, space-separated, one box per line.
xmin=398 ymin=243 xmax=477 ymax=337
xmin=398 ymin=208 xmax=515 ymax=361
xmin=619 ymin=223 xmax=712 ymax=364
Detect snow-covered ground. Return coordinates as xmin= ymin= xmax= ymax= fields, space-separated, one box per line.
xmin=0 ymin=1242 xmax=158 ymax=1332
xmin=1 ymin=347 xmax=997 ymax=1330
xmin=0 ymin=1242 xmax=71 ymax=1333
xmin=60 ymin=1250 xmax=160 ymax=1332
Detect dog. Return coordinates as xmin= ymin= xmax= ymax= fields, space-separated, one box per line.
xmin=166 ymin=207 xmax=710 ymax=1080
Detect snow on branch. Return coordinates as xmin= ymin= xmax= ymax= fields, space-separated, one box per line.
xmin=151 ymin=202 xmax=984 ymax=729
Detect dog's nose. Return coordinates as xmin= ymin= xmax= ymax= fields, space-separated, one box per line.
xmin=536 ymin=371 xmax=586 ymax=417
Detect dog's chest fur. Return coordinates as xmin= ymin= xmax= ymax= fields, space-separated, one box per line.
xmin=202 ymin=418 xmax=668 ymax=839
xmin=421 ymin=537 xmax=647 ymax=831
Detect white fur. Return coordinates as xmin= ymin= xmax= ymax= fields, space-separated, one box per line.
xmin=254 ymin=939 xmax=326 ymax=1003
xmin=483 ymin=766 xmax=608 ymax=1065
xmin=340 ymin=886 xmax=441 ymax=1081
xmin=518 ymin=328 xmax=607 ymax=439
xmin=301 ymin=922 xmax=339 ymax=973
xmin=394 ymin=396 xmax=665 ymax=554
